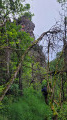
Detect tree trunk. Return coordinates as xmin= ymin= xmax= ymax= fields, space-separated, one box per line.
xmin=31 ymin=63 xmax=34 ymax=83
xmin=6 ymin=47 xmax=10 ymax=81
xmin=19 ymin=66 xmax=23 ymax=95
xmin=61 ymin=74 xmax=64 ymax=102
xmin=63 ymin=17 xmax=67 ymax=70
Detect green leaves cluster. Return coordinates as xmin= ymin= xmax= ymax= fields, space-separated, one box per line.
xmin=0 ymin=0 xmax=32 ymax=26
xmin=57 ymin=0 xmax=67 ymax=3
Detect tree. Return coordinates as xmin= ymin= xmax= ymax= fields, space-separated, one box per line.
xmin=0 ymin=0 xmax=34 ymax=97
xmin=0 ymin=0 xmax=31 ymax=26
xmin=0 ymin=0 xmax=34 ymax=93
xmin=57 ymin=0 xmax=67 ymax=102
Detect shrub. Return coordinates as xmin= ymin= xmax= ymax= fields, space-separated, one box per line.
xmin=58 ymin=102 xmax=67 ymax=120
xmin=0 ymin=87 xmax=52 ymax=120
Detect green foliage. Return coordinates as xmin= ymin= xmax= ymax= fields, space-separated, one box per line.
xmin=9 ymin=84 xmax=19 ymax=96
xmin=0 ymin=20 xmax=33 ymax=85
xmin=0 ymin=87 xmax=52 ymax=120
xmin=0 ymin=85 xmax=4 ymax=96
xmin=24 ymin=12 xmax=34 ymax=21
xmin=42 ymin=80 xmax=47 ymax=88
xmin=57 ymin=0 xmax=67 ymax=3
xmin=50 ymin=51 xmax=64 ymax=71
xmin=0 ymin=0 xmax=31 ymax=23
xmin=0 ymin=115 xmax=8 ymax=120
xmin=58 ymin=102 xmax=67 ymax=120
xmin=24 ymin=4 xmax=30 ymax=10
xmin=1 ymin=21 xmax=33 ymax=48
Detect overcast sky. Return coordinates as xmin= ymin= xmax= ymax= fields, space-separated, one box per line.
xmin=25 ymin=0 xmax=61 ymax=38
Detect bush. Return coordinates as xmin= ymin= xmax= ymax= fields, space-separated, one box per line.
xmin=0 ymin=115 xmax=8 ymax=120
xmin=7 ymin=84 xmax=19 ymax=96
xmin=58 ymin=102 xmax=67 ymax=120
xmin=0 ymin=87 xmax=52 ymax=120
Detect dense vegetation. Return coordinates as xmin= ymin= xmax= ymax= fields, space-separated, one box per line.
xmin=0 ymin=87 xmax=53 ymax=120
xmin=0 ymin=0 xmax=67 ymax=120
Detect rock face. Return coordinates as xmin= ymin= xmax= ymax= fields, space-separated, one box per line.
xmin=17 ymin=16 xmax=35 ymax=38
xmin=17 ymin=16 xmax=46 ymax=83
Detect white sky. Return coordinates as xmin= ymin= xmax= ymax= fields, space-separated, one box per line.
xmin=25 ymin=0 xmax=61 ymax=38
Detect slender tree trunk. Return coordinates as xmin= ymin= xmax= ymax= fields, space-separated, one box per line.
xmin=61 ymin=74 xmax=64 ymax=102
xmin=31 ymin=63 xmax=34 ymax=82
xmin=64 ymin=17 xmax=67 ymax=70
xmin=16 ymin=44 xmax=23 ymax=95
xmin=59 ymin=74 xmax=64 ymax=105
xmin=19 ymin=66 xmax=23 ymax=95
xmin=5 ymin=24 xmax=10 ymax=81
xmin=6 ymin=48 xmax=10 ymax=81
xmin=47 ymin=41 xmax=50 ymax=91
xmin=51 ymin=83 xmax=55 ymax=103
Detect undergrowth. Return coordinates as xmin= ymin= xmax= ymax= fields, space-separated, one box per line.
xmin=0 ymin=86 xmax=52 ymax=120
